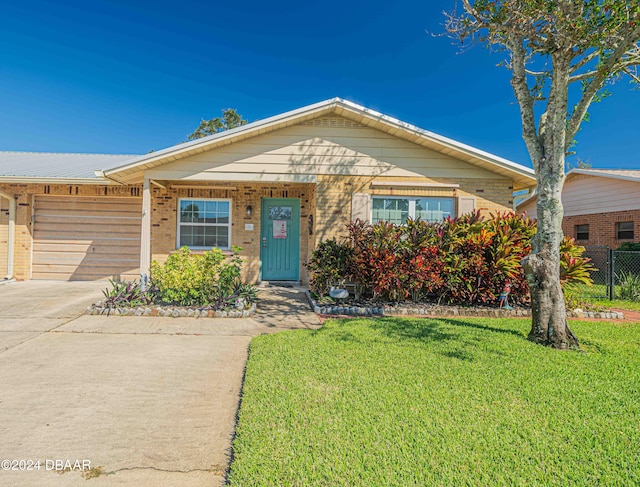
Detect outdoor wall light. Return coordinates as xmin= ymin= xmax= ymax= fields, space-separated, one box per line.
xmin=246 ymin=205 xmax=253 ymax=218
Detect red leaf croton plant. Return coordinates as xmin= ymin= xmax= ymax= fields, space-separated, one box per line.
xmin=307 ymin=212 xmax=595 ymax=309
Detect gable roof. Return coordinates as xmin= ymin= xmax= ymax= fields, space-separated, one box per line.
xmin=0 ymin=99 xmax=537 ymax=189
xmin=0 ymin=151 xmax=138 ymax=183
xmin=100 ymin=98 xmax=536 ymax=189
xmin=516 ymin=168 xmax=640 ymax=210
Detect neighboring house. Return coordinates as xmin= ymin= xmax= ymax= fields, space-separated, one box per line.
xmin=517 ymin=168 xmax=640 ymax=249
xmin=0 ymin=98 xmax=535 ymax=284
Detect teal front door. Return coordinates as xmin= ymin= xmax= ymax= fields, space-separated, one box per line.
xmin=260 ymin=198 xmax=300 ymax=281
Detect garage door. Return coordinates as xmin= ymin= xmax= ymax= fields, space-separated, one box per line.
xmin=33 ymin=196 xmax=142 ymax=281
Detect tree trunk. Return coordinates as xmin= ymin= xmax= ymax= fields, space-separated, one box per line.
xmin=522 ymin=247 xmax=579 ymax=349
xmin=522 ymin=151 xmax=579 ymax=350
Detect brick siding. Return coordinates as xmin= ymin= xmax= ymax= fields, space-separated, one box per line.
xmin=563 ymin=210 xmax=640 ymax=249
xmin=0 ymin=175 xmax=514 ymax=284
xmin=0 ymin=183 xmax=142 ymax=280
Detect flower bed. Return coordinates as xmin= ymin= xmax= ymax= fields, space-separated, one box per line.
xmin=306 ymin=291 xmax=624 ymax=320
xmin=85 ymin=302 xmax=257 ymax=318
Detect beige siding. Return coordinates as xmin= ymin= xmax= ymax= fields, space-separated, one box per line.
xmin=518 ymin=197 xmax=537 ymax=218
xmin=562 ymin=174 xmax=640 ymax=216
xmin=33 ymin=196 xmax=142 ymax=281
xmin=0 ymin=198 xmax=8 ymax=277
xmin=146 ymin=117 xmax=506 ymax=182
xmin=520 ymin=174 xmax=640 ymax=220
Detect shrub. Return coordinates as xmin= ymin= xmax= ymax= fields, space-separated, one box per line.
xmin=306 ymin=212 xmax=595 ymax=306
xmin=616 ymin=271 xmax=640 ymax=301
xmin=305 ymin=238 xmax=354 ymax=296
xmin=102 ymin=279 xmax=155 ymax=308
xmin=617 ymin=242 xmax=640 ymax=252
xmin=150 ymin=246 xmax=255 ymax=307
xmin=560 ymin=237 xmax=597 ymax=288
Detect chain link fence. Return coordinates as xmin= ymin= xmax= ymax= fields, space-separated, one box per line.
xmin=576 ymin=246 xmax=610 ymax=299
xmin=611 ymin=250 xmax=640 ymax=300
xmin=574 ymin=246 xmax=640 ymax=301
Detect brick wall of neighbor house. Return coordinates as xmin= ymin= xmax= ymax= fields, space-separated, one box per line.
xmin=563 ymin=210 xmax=640 ymax=249
xmin=149 ymin=182 xmax=316 ymax=285
xmin=0 ymin=183 xmax=142 ymax=280
xmin=314 ymin=174 xmax=515 ymax=242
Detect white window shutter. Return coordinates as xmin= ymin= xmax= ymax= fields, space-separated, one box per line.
xmin=457 ymin=196 xmax=475 ymax=217
xmin=351 ymin=193 xmax=371 ymax=222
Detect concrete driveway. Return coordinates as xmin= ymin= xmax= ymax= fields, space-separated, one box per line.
xmin=0 ymin=280 xmax=319 ymax=486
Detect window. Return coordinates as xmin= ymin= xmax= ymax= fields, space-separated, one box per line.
xmin=177 ymin=199 xmax=231 ymax=249
xmin=575 ymin=224 xmax=589 ymax=241
xmin=617 ymin=221 xmax=634 ymax=240
xmin=371 ymin=196 xmax=454 ymax=224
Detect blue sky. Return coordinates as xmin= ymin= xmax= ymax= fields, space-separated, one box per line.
xmin=0 ymin=0 xmax=638 ymax=169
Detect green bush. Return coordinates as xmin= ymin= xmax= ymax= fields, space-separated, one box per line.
xmin=305 ymin=238 xmax=354 ymax=296
xmin=560 ymin=237 xmax=597 ymax=288
xmin=617 ymin=242 xmax=640 ymax=252
xmin=616 ymin=271 xmax=640 ymax=301
xmin=150 ymin=246 xmax=253 ymax=307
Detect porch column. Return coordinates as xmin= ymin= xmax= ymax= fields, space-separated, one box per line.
xmin=0 ymin=190 xmax=15 ymax=280
xmin=140 ymin=178 xmax=151 ymax=286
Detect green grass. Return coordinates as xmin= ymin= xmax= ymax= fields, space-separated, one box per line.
xmin=587 ymin=298 xmax=640 ymax=312
xmin=229 ymin=317 xmax=640 ymax=486
xmin=567 ymin=283 xmax=640 ymax=311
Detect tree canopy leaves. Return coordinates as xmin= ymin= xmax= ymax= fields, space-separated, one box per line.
xmin=187 ymin=108 xmax=248 ymax=140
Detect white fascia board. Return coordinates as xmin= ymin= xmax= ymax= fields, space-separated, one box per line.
xmin=569 ymin=168 xmax=640 ymax=184
xmin=515 ymin=191 xmax=538 ymax=209
xmin=0 ymin=176 xmax=114 ymax=185
xmin=336 ymin=99 xmax=536 ymax=181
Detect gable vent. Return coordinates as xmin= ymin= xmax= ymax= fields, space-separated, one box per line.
xmin=300 ymin=117 xmax=365 ymax=128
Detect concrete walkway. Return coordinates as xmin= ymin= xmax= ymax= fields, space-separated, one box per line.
xmin=0 ymin=281 xmax=319 ymax=486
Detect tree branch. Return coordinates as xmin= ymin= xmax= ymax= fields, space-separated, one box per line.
xmin=508 ymin=35 xmax=543 ymax=166
xmin=568 ymin=70 xmax=599 ymax=82
xmin=567 ymin=31 xmax=640 ymax=146
xmin=623 ymin=66 xmax=640 ymax=84
xmin=570 ymin=51 xmax=599 ymax=73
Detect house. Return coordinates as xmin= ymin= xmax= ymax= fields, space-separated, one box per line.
xmin=517 ymin=168 xmax=640 ymax=249
xmin=0 ymin=98 xmax=536 ymax=284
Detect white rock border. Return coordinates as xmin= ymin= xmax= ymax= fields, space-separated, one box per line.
xmin=85 ymin=303 xmax=257 ymax=318
xmin=306 ymin=291 xmax=624 ymax=320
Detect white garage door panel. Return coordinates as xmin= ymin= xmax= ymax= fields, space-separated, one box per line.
xmin=33 ymin=196 xmax=142 ymax=281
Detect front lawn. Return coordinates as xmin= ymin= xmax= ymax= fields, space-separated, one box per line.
xmin=229 ymin=317 xmax=640 ymax=486
xmin=588 ymin=297 xmax=640 ymax=313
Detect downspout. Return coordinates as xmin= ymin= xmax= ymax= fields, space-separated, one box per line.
xmin=0 ymin=190 xmax=16 ymax=280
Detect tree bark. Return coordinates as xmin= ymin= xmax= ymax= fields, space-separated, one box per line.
xmin=521 ymin=152 xmax=579 ymax=349
xmin=521 ymin=51 xmax=579 ymax=350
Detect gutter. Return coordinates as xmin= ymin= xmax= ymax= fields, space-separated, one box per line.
xmin=94 ymin=170 xmax=125 ymax=185
xmin=0 ymin=176 xmax=112 ymax=185
xmin=0 ymin=189 xmax=16 ymax=280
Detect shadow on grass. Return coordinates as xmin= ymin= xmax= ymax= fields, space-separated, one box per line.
xmin=365 ymin=317 xmax=525 ymax=343
xmin=368 ymin=317 xmax=458 ymax=343
xmin=433 ymin=318 xmax=527 ymax=339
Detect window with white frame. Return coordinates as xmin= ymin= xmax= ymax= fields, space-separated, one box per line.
xmin=177 ymin=199 xmax=231 ymax=250
xmin=371 ymin=196 xmax=454 ymax=224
